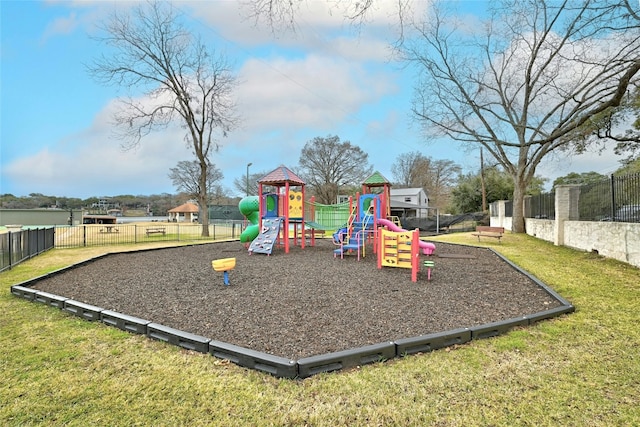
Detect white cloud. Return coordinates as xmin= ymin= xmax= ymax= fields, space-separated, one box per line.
xmin=3 ymin=115 xmax=193 ymax=198
xmin=236 ymin=54 xmax=398 ymax=134
xmin=187 ymin=0 xmax=404 ymax=63
xmin=41 ymin=11 xmax=79 ymax=40
xmin=40 ymin=1 xmax=132 ymax=40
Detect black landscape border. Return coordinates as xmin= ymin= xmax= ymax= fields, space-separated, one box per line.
xmin=10 ymin=243 xmax=575 ymax=379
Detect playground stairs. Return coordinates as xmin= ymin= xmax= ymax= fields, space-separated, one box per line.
xmin=333 ymin=213 xmax=375 ymax=260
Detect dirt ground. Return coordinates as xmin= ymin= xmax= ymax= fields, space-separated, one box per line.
xmin=30 ymin=239 xmax=562 ymax=360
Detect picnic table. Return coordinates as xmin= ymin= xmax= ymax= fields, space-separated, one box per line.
xmin=146 ymin=227 xmax=166 ymax=237
xmin=99 ymin=225 xmax=119 ymax=233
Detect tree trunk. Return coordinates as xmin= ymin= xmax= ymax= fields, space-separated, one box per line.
xmin=199 ymin=163 xmax=210 ymax=237
xmin=198 ymin=194 xmax=209 ymax=237
xmin=511 ymin=180 xmax=527 ymax=233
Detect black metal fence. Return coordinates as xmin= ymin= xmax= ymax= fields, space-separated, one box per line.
xmin=563 ymin=173 xmax=640 ymax=222
xmin=576 ymin=179 xmax=612 ymax=221
xmin=0 ymin=227 xmax=55 ymax=272
xmin=0 ymin=221 xmax=248 ymax=271
xmin=525 ymin=192 xmax=556 ymax=220
xmin=523 ymin=172 xmax=640 ymax=222
xmin=54 ymin=221 xmax=246 ymax=248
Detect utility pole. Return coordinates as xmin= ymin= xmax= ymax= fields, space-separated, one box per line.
xmin=480 ymin=148 xmax=487 ymax=212
xmin=246 ymin=162 xmax=253 ymax=196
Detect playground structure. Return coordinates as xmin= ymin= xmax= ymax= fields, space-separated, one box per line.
xmin=331 ymin=172 xmax=435 ymax=278
xmin=239 ymin=165 xmax=354 ymax=254
xmin=331 ymin=192 xmax=435 ymax=282
xmin=237 ymin=165 xmax=311 ymax=255
xmin=237 ymin=167 xmax=435 ymax=280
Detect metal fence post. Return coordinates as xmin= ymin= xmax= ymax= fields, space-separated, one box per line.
xmin=610 ymin=174 xmax=616 ymax=220
xmin=8 ymin=231 xmax=13 ymax=270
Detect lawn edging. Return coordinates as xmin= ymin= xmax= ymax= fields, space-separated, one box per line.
xmin=9 ymin=244 xmax=575 ymax=379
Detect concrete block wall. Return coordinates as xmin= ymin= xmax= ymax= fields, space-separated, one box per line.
xmin=491 ymin=185 xmax=640 ymax=268
xmin=524 ymin=218 xmax=555 ymax=242
xmin=564 ymin=221 xmax=640 ymax=267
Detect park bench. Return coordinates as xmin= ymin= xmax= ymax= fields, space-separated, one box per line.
xmin=471 ymin=226 xmax=505 ymax=242
xmin=146 ymin=227 xmax=166 ymax=237
xmin=99 ymin=225 xmax=119 ymax=233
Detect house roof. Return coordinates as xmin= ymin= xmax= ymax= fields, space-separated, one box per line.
xmin=362 ymin=171 xmax=391 ymax=186
xmin=168 ymin=202 xmax=199 ymax=213
xmin=258 ymin=165 xmax=305 ymax=186
xmin=390 ymin=188 xmax=426 ymax=196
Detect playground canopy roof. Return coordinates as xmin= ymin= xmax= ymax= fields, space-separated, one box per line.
xmin=259 ymin=165 xmax=305 ymax=186
xmin=362 ymin=171 xmax=391 ymax=187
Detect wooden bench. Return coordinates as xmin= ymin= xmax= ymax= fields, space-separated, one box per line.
xmin=146 ymin=227 xmax=166 ymax=237
xmin=472 ymin=226 xmax=505 ymax=242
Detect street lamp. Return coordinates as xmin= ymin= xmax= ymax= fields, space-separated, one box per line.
xmin=246 ymin=162 xmax=253 ymax=196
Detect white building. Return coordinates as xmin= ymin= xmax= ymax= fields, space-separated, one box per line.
xmin=168 ymin=202 xmax=199 ymax=223
xmin=389 ymin=188 xmax=430 ymax=218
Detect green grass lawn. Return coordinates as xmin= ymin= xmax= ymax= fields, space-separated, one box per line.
xmin=1 ymin=233 xmax=639 ymax=426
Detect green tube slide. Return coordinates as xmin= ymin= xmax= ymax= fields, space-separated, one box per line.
xmin=239 ymin=196 xmax=260 ymax=243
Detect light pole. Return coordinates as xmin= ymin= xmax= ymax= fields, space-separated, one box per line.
xmin=246 ymin=162 xmax=253 ymax=196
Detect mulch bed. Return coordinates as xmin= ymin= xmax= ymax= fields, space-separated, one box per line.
xmin=30 ymin=239 xmax=562 ymax=360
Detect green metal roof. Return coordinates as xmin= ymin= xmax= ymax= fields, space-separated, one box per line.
xmin=362 ymin=171 xmax=390 ymax=186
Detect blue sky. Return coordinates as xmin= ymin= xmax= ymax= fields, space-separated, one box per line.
xmin=0 ymin=1 xmax=626 ymax=199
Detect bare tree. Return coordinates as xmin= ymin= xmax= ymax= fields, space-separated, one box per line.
xmin=579 ymin=86 xmax=640 ymax=159
xmin=89 ymin=1 xmax=239 ymax=236
xmin=391 ymin=151 xmax=430 ymax=187
xmin=168 ymin=160 xmax=224 ymax=213
xmin=232 ymin=170 xmax=268 ymax=197
xmin=242 ymin=0 xmax=412 ymax=31
xmin=244 ymin=0 xmax=640 ymax=232
xmin=298 ymin=135 xmax=373 ymax=204
xmin=405 ymin=0 xmax=640 ymax=232
xmin=391 ymin=151 xmax=460 ymax=210
xmin=427 ymin=158 xmax=461 ymax=211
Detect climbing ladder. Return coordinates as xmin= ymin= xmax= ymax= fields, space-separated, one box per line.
xmin=377 ymin=227 xmax=420 ymax=282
